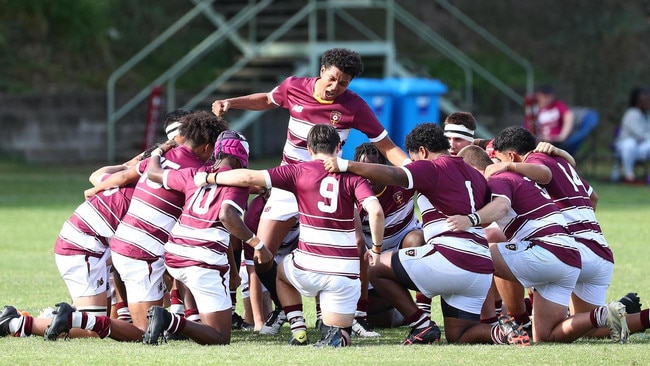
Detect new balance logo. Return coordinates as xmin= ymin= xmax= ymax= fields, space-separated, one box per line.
xmin=292 ymin=105 xmax=304 ymax=112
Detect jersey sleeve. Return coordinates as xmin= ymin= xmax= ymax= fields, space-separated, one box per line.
xmin=487 ymin=174 xmax=515 ymax=203
xmin=162 ymin=167 xmax=195 ymax=192
xmin=266 ymin=164 xmax=299 ymax=192
xmin=269 ymin=76 xmax=295 ymax=108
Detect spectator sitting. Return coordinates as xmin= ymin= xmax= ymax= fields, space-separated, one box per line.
xmin=534 ymin=84 xmax=575 ymax=147
xmin=614 ymin=87 xmax=650 ymax=183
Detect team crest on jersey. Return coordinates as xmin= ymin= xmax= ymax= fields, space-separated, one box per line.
xmin=330 ymin=110 xmax=342 ymax=124
xmin=405 ymin=249 xmax=416 ymax=257
xmin=505 ymin=243 xmax=517 ymax=251
xmin=96 ymin=277 xmax=104 ymax=289
xmin=393 ymin=191 xmax=404 ymax=205
xmin=264 ymin=206 xmax=272 ymax=212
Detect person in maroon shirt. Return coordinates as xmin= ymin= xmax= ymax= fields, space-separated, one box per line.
xmin=210 ymin=49 xmax=410 ymax=318
xmin=324 ymin=123 xmax=529 ymax=346
xmin=196 ymin=124 xmax=385 ymax=347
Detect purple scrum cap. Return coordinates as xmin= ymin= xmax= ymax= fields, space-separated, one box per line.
xmin=214 ymin=130 xmax=249 ymax=168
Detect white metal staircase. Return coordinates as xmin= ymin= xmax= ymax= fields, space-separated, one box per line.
xmin=106 ymin=0 xmax=533 ymax=161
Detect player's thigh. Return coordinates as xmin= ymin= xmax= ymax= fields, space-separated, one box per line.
xmin=112 ymin=253 xmax=166 ymax=303
xmin=55 ymin=251 xmax=110 ymax=300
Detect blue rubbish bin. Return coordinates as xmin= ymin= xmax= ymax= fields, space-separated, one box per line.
xmin=388 ymin=78 xmax=448 ymax=150
xmin=342 ymin=78 xmax=395 ymax=160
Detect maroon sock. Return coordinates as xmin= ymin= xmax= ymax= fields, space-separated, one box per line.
xmin=640 ymin=309 xmax=650 ymax=329
xmin=92 ymin=316 xmax=112 ymax=339
xmin=512 ymin=311 xmax=530 ymax=325
xmin=356 ymin=298 xmax=369 ymax=313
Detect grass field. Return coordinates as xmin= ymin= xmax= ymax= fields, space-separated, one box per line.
xmin=1 ymin=159 xmax=650 ymax=365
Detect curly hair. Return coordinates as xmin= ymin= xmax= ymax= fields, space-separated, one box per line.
xmin=493 ymin=126 xmax=536 ymax=155
xmin=404 ymin=123 xmax=450 ymax=154
xmin=443 ymin=111 xmax=477 ymax=131
xmin=321 ymin=48 xmax=364 ymax=77
xmin=307 ymin=124 xmax=340 ymax=155
xmin=178 ymin=111 xmax=229 ymax=148
xmin=353 ymin=142 xmax=386 ymax=164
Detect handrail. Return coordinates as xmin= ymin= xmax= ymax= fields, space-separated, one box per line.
xmin=434 ymin=0 xmax=534 ymax=94
xmin=183 ymin=2 xmax=318 ymax=110
xmin=106 ymin=0 xmax=273 ymax=161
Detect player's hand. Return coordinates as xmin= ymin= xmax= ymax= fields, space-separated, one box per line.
xmin=323 ymin=157 xmax=340 ymax=173
xmin=253 ymin=245 xmax=274 ymax=266
xmin=194 ymin=172 xmax=209 ymax=187
xmin=212 ymin=99 xmax=230 ymax=116
xmin=366 ymin=250 xmax=380 ymax=266
xmin=84 ymin=187 xmax=97 ymax=199
xmin=484 ymin=162 xmax=509 ymax=179
xmin=534 ymin=141 xmax=556 ymax=155
xmin=159 ymin=139 xmax=178 ymax=153
xmin=446 ymin=215 xmax=471 ymax=232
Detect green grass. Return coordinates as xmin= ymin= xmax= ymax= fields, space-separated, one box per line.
xmin=1 ymin=160 xmax=650 ymax=365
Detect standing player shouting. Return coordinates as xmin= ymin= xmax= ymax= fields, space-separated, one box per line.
xmin=210 ymin=48 xmax=409 ymax=313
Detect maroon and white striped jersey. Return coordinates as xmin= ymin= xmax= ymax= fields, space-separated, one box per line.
xmin=265 ymin=160 xmax=376 ymax=278
xmin=269 ymin=76 xmax=386 ymax=165
xmin=110 ymin=146 xmax=206 ymax=261
xmin=359 ymin=185 xmax=418 ymax=251
xmin=402 ymin=156 xmax=493 ymax=274
xmin=160 ymin=165 xmax=249 ymax=269
xmin=488 ymin=171 xmax=581 ymax=269
xmin=525 ymin=152 xmax=613 ymax=263
xmin=55 ymin=174 xmax=135 ymax=257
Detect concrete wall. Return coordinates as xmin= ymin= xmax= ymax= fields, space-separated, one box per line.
xmin=0 ymin=93 xmax=286 ymax=164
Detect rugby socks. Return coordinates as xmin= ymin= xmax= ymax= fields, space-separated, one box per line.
xmin=494 ymin=299 xmax=503 ymax=315
xmin=115 ymin=301 xmax=131 ymax=323
xmin=315 ymin=302 xmax=322 ymax=323
xmin=415 ymin=292 xmax=432 ymax=314
xmin=71 ymin=312 xmax=112 ymax=338
xmin=8 ymin=315 xmax=33 ymax=337
xmin=590 ymin=305 xmax=608 ymax=328
xmin=165 ymin=311 xmax=187 ymax=335
xmin=284 ymin=304 xmax=306 ymax=335
xmin=185 ymin=308 xmax=200 ymax=323
xmin=355 ymin=298 xmax=369 ymax=318
xmin=169 ymin=289 xmax=185 ymax=315
xmin=405 ymin=308 xmax=430 ymax=331
xmin=640 ymin=309 xmax=650 ymax=329
xmin=490 ymin=323 xmax=506 ymax=344
xmin=512 ymin=312 xmax=530 ymax=327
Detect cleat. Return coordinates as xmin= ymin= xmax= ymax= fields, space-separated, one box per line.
xmin=497 ymin=314 xmax=530 ymax=347
xmin=314 ymin=318 xmax=324 ymax=332
xmin=619 ymin=293 xmax=642 ymax=314
xmin=259 ymin=308 xmax=286 ymax=335
xmin=351 ymin=317 xmax=380 ymax=338
xmin=288 ymin=329 xmax=309 ymax=345
xmin=313 ymin=325 xmax=347 ymax=348
xmin=403 ymin=321 xmax=441 ymax=345
xmin=231 ymin=312 xmax=254 ymax=331
xmin=0 ymin=306 xmax=20 ymax=337
xmin=143 ymin=306 xmax=167 ymax=346
xmin=606 ymin=301 xmax=629 ymax=344
xmin=164 ymin=330 xmax=189 ymax=341
xmin=44 ymin=302 xmax=74 ymax=341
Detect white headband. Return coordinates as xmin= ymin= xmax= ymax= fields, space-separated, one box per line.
xmin=165 ymin=121 xmax=182 ymax=140
xmin=444 ymin=124 xmax=475 ymax=142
